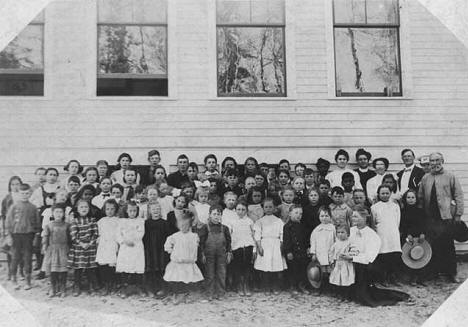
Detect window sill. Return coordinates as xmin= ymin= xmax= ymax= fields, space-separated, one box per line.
xmin=209 ymin=97 xmax=296 ymax=101
xmin=328 ymin=96 xmax=413 ymax=100
xmin=90 ymin=96 xmax=177 ymax=101
xmin=0 ymin=96 xmax=47 ymax=100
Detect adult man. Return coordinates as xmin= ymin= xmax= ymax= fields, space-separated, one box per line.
xmin=397 ymin=149 xmax=425 ymax=194
xmin=167 ymin=154 xmax=190 ymax=189
xmin=354 ymin=148 xmax=376 ymax=195
xmin=418 ymin=155 xmax=431 ymax=174
xmin=418 ymin=152 xmax=464 ymax=283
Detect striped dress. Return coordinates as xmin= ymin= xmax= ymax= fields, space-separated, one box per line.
xmin=67 ymin=216 xmax=98 ymax=269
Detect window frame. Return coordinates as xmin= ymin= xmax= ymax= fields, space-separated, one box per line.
xmin=215 ymin=0 xmax=288 ymax=98
xmin=330 ymin=0 xmax=407 ymax=98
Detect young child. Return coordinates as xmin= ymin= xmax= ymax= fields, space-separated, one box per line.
xmin=221 ymin=192 xmax=238 ymax=229
xmin=291 ymin=176 xmax=308 ymax=207
xmin=207 ymin=178 xmax=221 ymax=206
xmin=42 ymin=204 xmax=70 ymax=297
xmin=68 ymin=200 xmax=99 ymax=296
xmin=382 ymin=173 xmax=401 ymax=205
xmin=301 ymin=188 xmax=321 ymax=240
xmin=134 ymin=185 xmax=148 ymax=213
xmin=317 ymin=180 xmax=332 ymax=206
xmin=341 ymin=172 xmax=355 ymax=208
xmin=199 ymin=205 xmax=232 ymax=301
xmin=139 ymin=186 xmax=159 ymax=220
xmin=277 ymin=169 xmax=291 ymax=191
xmin=315 ymin=158 xmax=331 ymax=186
xmin=221 ymin=168 xmax=243 ymax=197
xmin=329 ymin=187 xmax=353 ymax=227
xmin=329 ymin=224 xmax=355 ymax=300
xmin=283 ymin=205 xmax=310 ymax=295
xmin=277 ymin=187 xmax=295 ymax=223
xmin=163 ymin=210 xmax=204 ymax=304
xmin=253 ymin=198 xmax=287 ymax=294
xmin=246 ymin=186 xmax=265 ymax=222
xmin=6 ymin=184 xmax=41 ymax=290
xmin=230 ymin=200 xmax=255 ymax=296
xmin=351 ymin=189 xmax=369 ymax=209
xmin=167 ymin=194 xmax=188 ymax=235
xmin=143 ymin=202 xmax=170 ymax=297
xmin=243 ymin=157 xmax=259 ymax=180
xmin=116 ymin=201 xmax=145 ymax=297
xmin=294 ymin=163 xmax=306 ymax=178
xmin=96 ymin=160 xmax=110 ymax=180
xmin=158 ymin=182 xmax=174 ymax=220
xmin=371 ymin=185 xmax=402 ymax=286
xmin=400 ymin=189 xmax=427 ymax=286
xmin=96 ymin=199 xmax=120 ymax=295
xmin=31 ymin=167 xmax=47 ymax=192
xmin=309 ymin=206 xmax=336 ymax=279
xmin=66 ymin=176 xmax=81 ymax=207
xmin=122 ymin=168 xmax=139 ymax=202
xmin=91 ymin=177 xmax=113 ymax=209
xmin=200 ymin=154 xmax=221 ymax=181
xmin=111 ymin=153 xmax=140 ymax=185
xmin=110 ymin=183 xmax=126 ymax=210
xmin=304 ymin=168 xmax=315 ymax=192
xmin=193 ymin=187 xmax=210 ymax=226
xmin=82 ymin=167 xmax=100 ymax=189
xmin=243 ymin=177 xmax=257 ymax=196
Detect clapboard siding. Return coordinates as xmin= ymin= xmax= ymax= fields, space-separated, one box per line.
xmin=0 ymin=0 xmax=468 ymax=222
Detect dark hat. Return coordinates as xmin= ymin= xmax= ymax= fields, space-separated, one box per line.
xmin=402 ymin=239 xmax=432 ymax=269
xmin=306 ymin=261 xmax=322 ymax=289
xmin=449 ymin=221 xmax=468 ymax=243
xmin=316 ymin=158 xmax=330 ymax=168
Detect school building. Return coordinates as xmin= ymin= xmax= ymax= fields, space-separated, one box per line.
xmin=1 ymin=1 xmax=467 ymax=227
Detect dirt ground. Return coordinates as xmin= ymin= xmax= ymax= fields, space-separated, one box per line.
xmin=1 ymin=262 xmax=467 ymax=327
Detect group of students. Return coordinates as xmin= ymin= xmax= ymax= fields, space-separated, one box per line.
xmin=0 ymin=148 xmax=444 ymax=306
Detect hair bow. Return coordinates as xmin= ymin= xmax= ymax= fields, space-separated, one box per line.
xmin=194 ymin=180 xmax=210 ymax=189
xmin=172 ymin=188 xmax=182 ymax=197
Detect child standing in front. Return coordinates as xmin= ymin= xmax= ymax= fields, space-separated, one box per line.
xmin=283 ymin=205 xmax=310 ymax=295
xmin=163 ymin=210 xmax=204 ymax=304
xmin=221 ymin=192 xmax=238 ymax=229
xmin=371 ymin=185 xmax=401 ymax=286
xmin=309 ymin=206 xmax=336 ymax=281
xmin=68 ymin=200 xmax=99 ymax=296
xmin=42 ymin=204 xmax=70 ymax=297
xmin=199 ymin=205 xmax=232 ymax=301
xmin=96 ymin=199 xmax=120 ymax=295
xmin=253 ymin=198 xmax=287 ymax=294
xmin=116 ymin=201 xmax=145 ymax=297
xmin=329 ymin=187 xmax=353 ymax=227
xmin=246 ymin=186 xmax=265 ymax=222
xmin=277 ymin=187 xmax=295 ymax=223
xmin=329 ymin=224 xmax=355 ymax=301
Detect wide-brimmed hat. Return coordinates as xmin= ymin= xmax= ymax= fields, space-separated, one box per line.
xmin=402 ymin=239 xmax=432 ymax=269
xmin=306 ymin=261 xmax=322 ymax=289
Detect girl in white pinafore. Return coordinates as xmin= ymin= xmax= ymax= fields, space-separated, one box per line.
xmin=253 ymin=198 xmax=287 ymax=294
xmin=329 ymin=224 xmax=355 ymax=288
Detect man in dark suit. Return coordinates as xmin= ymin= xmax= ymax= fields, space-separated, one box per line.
xmin=397 ymin=149 xmax=425 ymax=194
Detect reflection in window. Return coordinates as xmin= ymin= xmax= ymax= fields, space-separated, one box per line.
xmin=0 ymin=17 xmax=44 ymax=96
xmin=216 ymin=0 xmax=286 ymax=97
xmin=333 ymin=0 xmax=402 ymax=96
xmin=97 ymin=0 xmax=168 ymax=96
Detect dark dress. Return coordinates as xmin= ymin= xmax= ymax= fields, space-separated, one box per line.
xmin=301 ymin=203 xmax=321 ymax=244
xmin=354 ymin=168 xmax=376 ymax=195
xmin=143 ymin=219 xmax=170 ymax=273
xmin=400 ymin=206 xmax=426 ymax=240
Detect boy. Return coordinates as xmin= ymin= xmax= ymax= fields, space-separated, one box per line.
xmin=341 ymin=172 xmax=355 ymax=208
xmin=6 ymin=184 xmax=41 ymax=290
xmin=221 ymin=168 xmax=243 ymax=197
xmin=329 ymin=186 xmax=353 ymax=227
xmin=221 ymin=192 xmax=238 ymax=229
xmin=315 ymin=158 xmax=330 ymax=185
xmin=304 ymin=168 xmax=315 ymax=192
xmin=65 ymin=175 xmax=81 ymax=207
xmin=317 ymin=180 xmax=332 ymax=206
xmin=283 ymin=205 xmax=310 ymax=295
xmin=199 ymin=205 xmax=232 ymax=301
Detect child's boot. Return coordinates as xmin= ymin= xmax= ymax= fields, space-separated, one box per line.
xmin=24 ymin=274 xmax=32 ymax=290
xmin=60 ymin=273 xmax=67 ymax=297
xmin=73 ymin=270 xmax=81 ymax=296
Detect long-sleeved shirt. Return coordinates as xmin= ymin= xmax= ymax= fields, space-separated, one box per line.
xmin=283 ymin=220 xmax=309 ymax=259
xmin=198 ymin=222 xmax=232 ymax=252
xmin=349 ymin=226 xmax=381 ymax=264
xmin=230 ymin=216 xmax=255 ymax=250
xmin=309 ymin=223 xmax=336 ymax=265
xmin=371 ymin=201 xmax=401 ymax=253
xmin=325 ymin=168 xmax=362 ymax=189
xmin=5 ymin=201 xmax=41 ymax=234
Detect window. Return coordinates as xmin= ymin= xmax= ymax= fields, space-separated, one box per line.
xmin=0 ymin=12 xmax=44 ymax=96
xmin=216 ymin=0 xmax=286 ymax=97
xmin=333 ymin=0 xmax=402 ymax=97
xmin=97 ymin=0 xmax=168 ymax=96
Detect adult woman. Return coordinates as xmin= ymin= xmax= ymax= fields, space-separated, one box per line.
xmin=366 ymin=158 xmax=390 ymax=204
xmin=325 ymin=149 xmax=362 ymax=189
xmin=110 ymin=153 xmax=140 ymax=185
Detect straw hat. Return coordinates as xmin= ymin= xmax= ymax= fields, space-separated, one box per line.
xmin=402 ymin=239 xmax=432 ymax=270
xmin=306 ymin=261 xmax=322 ymax=289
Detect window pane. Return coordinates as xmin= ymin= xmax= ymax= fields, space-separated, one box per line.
xmin=0 ymin=25 xmax=43 ymax=70
xmin=217 ymin=27 xmax=286 ymax=96
xmin=0 ymin=74 xmax=43 ymax=96
xmin=216 ymin=0 xmax=251 ymax=24
xmin=251 ymin=0 xmax=285 ymax=24
xmin=97 ymin=78 xmax=167 ymax=96
xmin=334 ymin=28 xmax=401 ymax=96
xmin=98 ymin=0 xmax=167 ymax=23
xmin=333 ymin=0 xmax=366 ymax=24
xmin=98 ymin=25 xmax=167 ymax=75
xmin=367 ymin=0 xmax=399 ymax=24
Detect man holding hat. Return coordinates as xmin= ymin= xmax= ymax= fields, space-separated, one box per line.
xmin=418 ymin=152 xmax=464 ymax=283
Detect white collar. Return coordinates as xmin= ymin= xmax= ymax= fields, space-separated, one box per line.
xmin=358 ymin=168 xmax=369 ymax=172
xmin=404 ymin=164 xmax=415 ymax=172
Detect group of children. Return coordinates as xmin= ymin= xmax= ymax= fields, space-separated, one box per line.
xmin=0 ymin=149 xmax=429 ymax=306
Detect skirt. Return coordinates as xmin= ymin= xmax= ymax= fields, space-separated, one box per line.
xmin=254 ymin=238 xmax=287 ymax=272
xmin=163 ymin=261 xmax=204 ymax=283
xmin=329 ymin=260 xmax=355 ymax=286
xmin=43 ymin=243 xmax=69 ymax=273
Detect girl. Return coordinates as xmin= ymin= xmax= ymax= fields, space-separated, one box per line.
xmin=366 ymin=157 xmax=390 ymax=204
xmin=139 ymin=186 xmax=159 ymax=220
xmin=247 ymin=186 xmax=265 ymax=222
xmin=230 ymin=200 xmax=255 ymax=296
xmin=144 ymin=202 xmax=170 ymax=297
xmin=116 ymin=201 xmax=145 ymax=297
xmin=277 ymin=187 xmax=295 ymax=223
xmin=371 ymin=185 xmax=402 ymax=286
xmin=309 ymin=206 xmax=336 ymax=278
xmin=110 ymin=183 xmax=126 ymax=208
xmin=400 ymin=189 xmax=427 ymax=286
xmin=278 ymin=159 xmax=290 ymax=172
xmin=277 ymin=169 xmax=291 ymax=191
xmin=243 ymin=157 xmax=259 ymax=180
xmin=382 ymin=173 xmax=401 ymax=204
xmin=329 ymin=224 xmax=355 ymax=300
xmin=158 ymin=182 xmax=174 ymax=220
xmin=74 ymin=185 xmax=103 ymax=220
xmin=291 ymin=176 xmax=308 ymax=206
xmin=42 ymin=204 xmax=70 ymax=297
xmin=325 ymin=149 xmax=362 ymax=189
xmin=349 ymin=206 xmax=409 ymax=307
xmin=207 ymin=178 xmax=221 ymax=206
xmin=254 ymin=172 xmax=267 ymax=192
xmin=221 ymin=157 xmax=238 ymax=176
xmin=301 ymin=188 xmax=321 ymax=240
xmin=163 ymin=210 xmax=204 ymax=305
xmin=193 ymin=188 xmax=210 ymax=226
xmin=82 ymin=167 xmax=100 ymax=189
xmin=294 ymin=163 xmax=306 ymax=178
xmin=91 ymin=177 xmax=113 ymax=209
xmin=96 ymin=199 xmax=120 ymax=295
xmin=122 ymin=168 xmax=139 ymax=202
xmin=30 ymin=167 xmax=61 ymax=213
xmin=68 ymin=200 xmax=99 ymax=296
xmin=148 ymin=165 xmax=167 ymax=189
xmin=253 ymin=198 xmax=287 ymax=294
xmin=62 ymin=160 xmax=83 ymax=191
xmin=96 ymin=160 xmax=110 ymax=180
xmin=167 ymin=194 xmax=188 ymax=235
xmin=111 ymin=153 xmax=140 ymax=185
xmin=187 ymin=162 xmax=199 ymax=187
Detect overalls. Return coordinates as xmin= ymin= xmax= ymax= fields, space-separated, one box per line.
xmin=204 ymin=224 xmax=227 ymax=296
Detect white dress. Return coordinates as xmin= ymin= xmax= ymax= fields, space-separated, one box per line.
xmin=253 ymin=215 xmax=287 ymax=272
xmin=96 ymin=216 xmax=119 ymax=266
xmin=194 ymin=202 xmax=210 ymax=225
xmin=371 ymin=201 xmax=401 ymax=254
xmin=329 ymin=239 xmax=355 ymax=286
xmin=158 ymin=196 xmax=174 ymax=220
xmin=310 ymin=223 xmax=336 ymax=266
xmin=116 ymin=218 xmax=145 ymax=273
xmin=366 ymin=174 xmax=384 ymax=203
xmin=163 ymin=231 xmax=204 ymax=283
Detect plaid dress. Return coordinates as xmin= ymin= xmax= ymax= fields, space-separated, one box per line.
xmin=67 ymin=216 xmax=98 ymax=269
